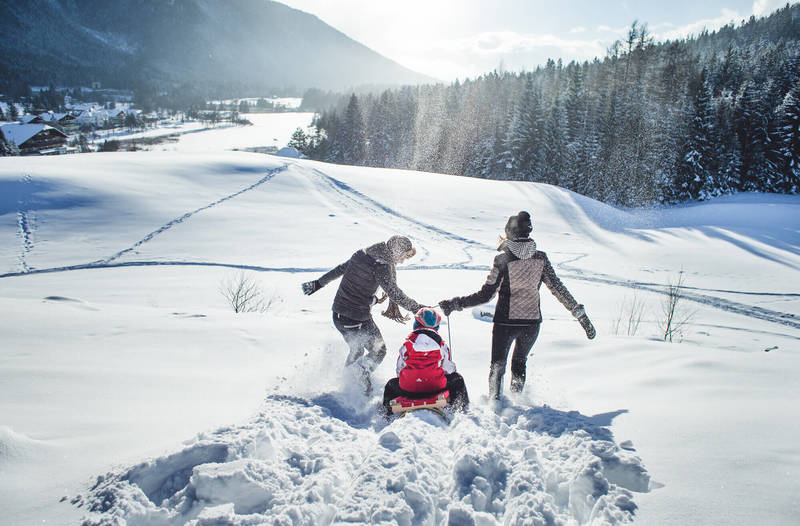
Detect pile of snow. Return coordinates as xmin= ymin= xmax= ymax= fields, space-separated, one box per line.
xmin=76 ymin=393 xmax=648 ymax=525
xmin=274 ymin=146 xmax=306 ymax=158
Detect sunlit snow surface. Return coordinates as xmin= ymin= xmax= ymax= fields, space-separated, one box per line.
xmin=0 ymin=130 xmax=799 ymax=525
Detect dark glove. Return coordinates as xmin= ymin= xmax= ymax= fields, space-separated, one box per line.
xmin=578 ymin=314 xmax=596 ymax=339
xmin=301 ymin=280 xmax=321 ymax=295
xmin=571 ymin=304 xmax=595 ymax=339
xmin=439 ymin=298 xmax=461 ymax=317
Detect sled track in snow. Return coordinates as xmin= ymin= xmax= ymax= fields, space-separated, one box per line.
xmin=92 ymin=164 xmax=288 ymax=265
xmin=75 ymin=394 xmax=650 ymax=525
xmin=1 ymin=257 xmax=798 ymax=330
xmin=307 ymin=167 xmax=489 ymax=267
xmin=554 ymin=253 xmax=800 ymax=331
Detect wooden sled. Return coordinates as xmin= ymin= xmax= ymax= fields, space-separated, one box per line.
xmin=389 ymin=390 xmax=450 ymax=417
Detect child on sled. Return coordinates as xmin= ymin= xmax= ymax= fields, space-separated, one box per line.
xmin=382 ymin=307 xmax=469 ymax=415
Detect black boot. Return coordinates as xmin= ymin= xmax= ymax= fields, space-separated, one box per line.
xmin=488 ymin=363 xmax=504 ymax=400
xmin=510 ymin=374 xmax=525 ymax=393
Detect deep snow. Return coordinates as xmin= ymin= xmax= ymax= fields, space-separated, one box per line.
xmin=0 ymin=125 xmax=798 ymax=525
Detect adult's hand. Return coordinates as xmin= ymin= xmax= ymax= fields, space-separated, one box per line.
xmin=372 ymin=292 xmax=388 ymax=305
xmin=578 ymin=314 xmax=596 ymax=339
xmin=438 ymin=298 xmax=461 ymax=317
xmin=301 ymin=280 xmax=321 ymax=295
xmin=382 ymin=301 xmax=410 ymax=324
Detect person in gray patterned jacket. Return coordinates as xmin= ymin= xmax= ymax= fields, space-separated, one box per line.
xmin=302 ymin=235 xmax=423 ymax=392
xmin=439 ymin=211 xmax=595 ymax=400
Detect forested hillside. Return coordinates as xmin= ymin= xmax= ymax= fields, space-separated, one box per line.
xmin=306 ymin=4 xmax=800 ymax=205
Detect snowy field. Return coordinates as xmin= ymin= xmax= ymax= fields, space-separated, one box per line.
xmin=87 ymin=112 xmax=315 ymax=152
xmin=0 ymin=143 xmax=798 ymax=525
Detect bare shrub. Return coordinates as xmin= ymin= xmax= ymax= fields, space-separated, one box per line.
xmin=658 ymin=270 xmax=696 ymax=342
xmin=611 ymin=290 xmax=647 ymax=336
xmin=219 ymin=271 xmax=278 ymax=313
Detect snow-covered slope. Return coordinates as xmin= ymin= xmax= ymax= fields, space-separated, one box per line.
xmin=0 ymin=152 xmax=798 ymax=525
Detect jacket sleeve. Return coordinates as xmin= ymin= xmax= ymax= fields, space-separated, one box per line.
xmin=375 ymin=264 xmax=422 ymax=313
xmin=318 ymin=260 xmax=349 ymax=287
xmin=455 ymin=254 xmax=504 ymax=308
xmin=440 ymin=343 xmax=456 ymax=374
xmin=541 ymin=254 xmax=579 ymax=312
xmin=396 ymin=342 xmax=407 ymax=376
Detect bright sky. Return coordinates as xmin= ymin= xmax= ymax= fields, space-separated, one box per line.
xmin=280 ymin=0 xmax=793 ymax=81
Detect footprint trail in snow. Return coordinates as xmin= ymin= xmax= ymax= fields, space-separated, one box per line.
xmin=76 ymin=393 xmax=651 ymax=526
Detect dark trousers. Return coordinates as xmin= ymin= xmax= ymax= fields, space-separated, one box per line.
xmin=489 ymin=321 xmax=541 ymax=399
xmin=382 ymin=372 xmax=470 ymax=414
xmin=332 ymin=312 xmax=387 ymax=370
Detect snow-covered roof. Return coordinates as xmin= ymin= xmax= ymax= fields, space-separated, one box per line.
xmin=20 ymin=114 xmax=40 ymax=124
xmin=38 ymin=112 xmax=69 ymax=122
xmin=0 ymin=123 xmax=65 ymax=145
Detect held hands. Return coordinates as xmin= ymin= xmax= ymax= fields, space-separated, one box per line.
xmin=301 ymin=280 xmax=321 ymax=295
xmin=571 ymin=304 xmax=596 ymax=339
xmin=438 ymin=298 xmax=462 ymax=317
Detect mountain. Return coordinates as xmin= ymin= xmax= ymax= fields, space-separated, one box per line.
xmin=0 ymin=0 xmax=435 ymax=92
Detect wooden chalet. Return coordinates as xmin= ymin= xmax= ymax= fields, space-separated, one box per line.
xmin=0 ymin=123 xmax=68 ymax=155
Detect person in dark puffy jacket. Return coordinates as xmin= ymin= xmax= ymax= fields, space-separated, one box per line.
xmin=382 ymin=307 xmax=469 ymax=415
xmin=439 ymin=211 xmax=595 ymax=400
xmin=302 ymin=235 xmax=423 ymax=391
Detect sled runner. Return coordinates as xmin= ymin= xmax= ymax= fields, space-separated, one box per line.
xmin=389 ymin=390 xmax=449 ymax=417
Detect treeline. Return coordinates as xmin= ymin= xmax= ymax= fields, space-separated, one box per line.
xmin=303 ymin=5 xmax=800 ymax=205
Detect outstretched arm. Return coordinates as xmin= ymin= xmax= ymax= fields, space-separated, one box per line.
xmin=301 ymin=260 xmax=348 ymax=295
xmin=541 ymin=256 xmax=578 ymax=312
xmin=542 ymin=255 xmax=595 ymax=339
xmin=440 ymin=254 xmax=503 ymax=315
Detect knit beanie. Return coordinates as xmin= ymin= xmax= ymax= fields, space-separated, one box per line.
xmin=413 ymin=307 xmax=441 ymax=331
xmin=504 ymin=211 xmax=533 ymax=240
xmin=387 ymin=235 xmax=415 ymax=263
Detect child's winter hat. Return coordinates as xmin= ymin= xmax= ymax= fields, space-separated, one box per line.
xmin=413 ymin=307 xmax=442 ymax=331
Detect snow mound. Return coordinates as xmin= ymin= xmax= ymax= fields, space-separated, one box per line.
xmin=77 ymin=395 xmax=650 ymax=525
xmin=274 ymin=146 xmax=306 ymax=159
xmin=0 ymin=426 xmax=49 ymax=464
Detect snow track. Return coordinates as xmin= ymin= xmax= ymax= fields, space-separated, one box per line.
xmin=95 ymin=164 xmax=288 ymax=265
xmin=301 ymin=165 xmax=488 ymax=267
xmin=1 ymin=161 xmax=796 ymax=331
xmin=557 ymin=254 xmax=800 ymax=330
xmin=16 ymin=174 xmax=35 ymax=272
xmin=76 ymin=394 xmax=650 ymax=526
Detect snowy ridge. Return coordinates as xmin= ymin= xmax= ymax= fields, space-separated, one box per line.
xmin=76 ymin=393 xmax=649 ymax=526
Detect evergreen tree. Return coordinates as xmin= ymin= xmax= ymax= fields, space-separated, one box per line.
xmin=735 ymin=80 xmax=770 ymax=191
xmin=341 ymin=94 xmax=366 ymax=165
xmin=675 ymin=70 xmax=717 ymax=200
xmin=288 ymin=128 xmax=310 ymax=155
xmin=772 ymin=85 xmax=800 ymax=192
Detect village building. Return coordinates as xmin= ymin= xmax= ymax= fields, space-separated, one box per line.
xmin=0 ymin=123 xmax=68 ymax=155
